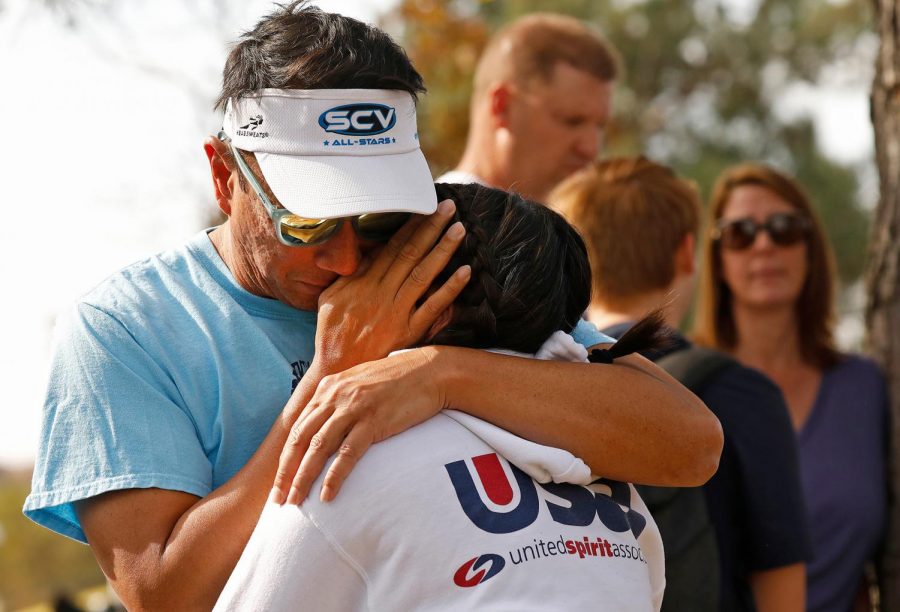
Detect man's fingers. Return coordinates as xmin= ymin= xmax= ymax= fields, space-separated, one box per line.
xmin=396 ymin=220 xmax=466 ymax=307
xmin=284 ymin=412 xmax=355 ymax=505
xmin=271 ymin=408 xmax=329 ymax=504
xmin=366 ymin=213 xmax=425 ymax=280
xmin=410 ymin=264 xmax=472 ymax=337
xmin=381 ymin=199 xmax=457 ymax=289
xmin=319 ymin=425 xmax=375 ymax=502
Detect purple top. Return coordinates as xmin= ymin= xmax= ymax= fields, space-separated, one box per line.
xmin=798 ymin=354 xmax=888 ymax=612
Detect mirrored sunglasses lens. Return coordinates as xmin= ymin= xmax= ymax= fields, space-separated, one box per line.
xmin=280 ymin=215 xmax=341 ymax=245
xmin=356 ymin=212 xmax=411 ymax=241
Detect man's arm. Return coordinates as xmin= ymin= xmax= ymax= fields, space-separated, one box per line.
xmin=76 ymin=376 xmax=314 ymax=611
xmin=277 ymin=343 xmax=723 ymax=505
xmin=76 ymin=203 xmax=469 ymax=610
xmin=750 ymin=563 xmax=805 ymax=612
xmin=437 ymin=346 xmax=722 ymax=485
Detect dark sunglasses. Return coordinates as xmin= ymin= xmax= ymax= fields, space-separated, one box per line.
xmin=712 ymin=212 xmax=811 ymax=251
xmin=219 ymin=132 xmax=411 ymax=247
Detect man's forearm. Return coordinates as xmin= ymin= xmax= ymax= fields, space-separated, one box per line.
xmin=79 ymin=364 xmax=327 ymax=611
xmin=161 ymin=364 xmax=330 ymax=607
xmin=429 ymin=345 xmax=722 ymax=486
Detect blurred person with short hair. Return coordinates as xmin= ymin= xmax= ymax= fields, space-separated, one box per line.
xmin=551 ymin=157 xmax=810 ymax=612
xmin=439 ymin=13 xmax=617 ymax=202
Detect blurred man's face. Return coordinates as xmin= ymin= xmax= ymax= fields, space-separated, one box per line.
xmin=504 ymin=62 xmax=612 ymax=202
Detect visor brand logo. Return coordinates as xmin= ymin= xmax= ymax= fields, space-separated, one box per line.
xmin=319 ymin=103 xmax=397 ymax=136
xmin=240 ymin=115 xmax=263 ymax=130
xmin=453 ymin=554 xmax=506 ymax=587
xmin=236 ymin=114 xmax=269 ymax=138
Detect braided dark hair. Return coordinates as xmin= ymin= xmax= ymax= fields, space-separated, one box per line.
xmin=428 ymin=183 xmax=592 ymax=354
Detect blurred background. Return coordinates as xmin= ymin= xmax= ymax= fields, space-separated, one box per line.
xmin=0 ymin=0 xmax=878 ymax=608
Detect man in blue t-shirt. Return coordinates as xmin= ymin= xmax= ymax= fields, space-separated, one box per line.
xmin=551 ymin=157 xmax=810 ymax=611
xmin=25 ymin=5 xmax=722 ymax=609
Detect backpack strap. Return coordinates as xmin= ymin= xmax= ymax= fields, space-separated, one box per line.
xmin=656 ymin=345 xmax=738 ymax=396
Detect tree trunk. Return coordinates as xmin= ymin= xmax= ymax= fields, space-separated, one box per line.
xmin=868 ymin=1 xmax=900 ymax=609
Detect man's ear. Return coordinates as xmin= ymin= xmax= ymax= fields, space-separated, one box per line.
xmin=204 ymin=136 xmax=236 ymax=216
xmin=488 ymin=83 xmax=512 ymax=128
xmin=675 ymin=233 xmax=696 ymax=277
xmin=425 ymin=306 xmax=455 ymax=342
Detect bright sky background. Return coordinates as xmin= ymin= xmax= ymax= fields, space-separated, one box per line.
xmin=0 ymin=0 xmax=393 ymax=468
xmin=0 ymin=0 xmax=876 ymax=468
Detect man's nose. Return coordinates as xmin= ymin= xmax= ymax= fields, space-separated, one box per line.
xmin=315 ymin=221 xmax=363 ymax=277
xmin=575 ymin=127 xmax=602 ymax=162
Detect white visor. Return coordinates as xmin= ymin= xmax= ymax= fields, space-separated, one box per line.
xmin=222 ymin=89 xmax=436 ymax=219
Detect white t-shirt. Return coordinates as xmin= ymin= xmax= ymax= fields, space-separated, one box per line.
xmin=216 ymin=404 xmax=665 ymax=611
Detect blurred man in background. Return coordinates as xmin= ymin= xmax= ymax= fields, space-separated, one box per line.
xmin=439 ymin=13 xmax=617 ymax=202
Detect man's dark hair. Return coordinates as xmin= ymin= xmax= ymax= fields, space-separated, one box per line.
xmin=429 ymin=183 xmax=592 ymax=354
xmin=215 ymin=1 xmax=425 ymax=111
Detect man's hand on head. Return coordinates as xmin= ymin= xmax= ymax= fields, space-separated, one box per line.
xmin=312 ymin=198 xmax=469 ymax=374
xmin=273 ymin=346 xmax=448 ymax=505
xmin=271 ymin=199 xmax=470 ymax=505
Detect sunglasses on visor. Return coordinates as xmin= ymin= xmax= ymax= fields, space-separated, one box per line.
xmin=712 ymin=212 xmax=811 ymax=251
xmin=218 ymin=132 xmax=412 ymax=247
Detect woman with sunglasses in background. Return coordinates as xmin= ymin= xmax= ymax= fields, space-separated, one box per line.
xmin=693 ymin=163 xmax=888 ymax=612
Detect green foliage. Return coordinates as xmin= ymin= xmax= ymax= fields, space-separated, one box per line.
xmin=0 ymin=470 xmax=105 ymax=610
xmin=390 ymin=1 xmax=490 ymax=173
xmin=391 ymin=0 xmax=872 ymax=285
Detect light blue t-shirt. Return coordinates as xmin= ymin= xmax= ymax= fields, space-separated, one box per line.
xmin=24 ymin=231 xmax=611 ymax=543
